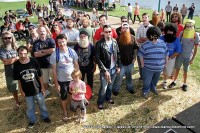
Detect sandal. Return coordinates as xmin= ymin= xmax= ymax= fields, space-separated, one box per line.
xmin=62 ymin=113 xmax=68 ymax=122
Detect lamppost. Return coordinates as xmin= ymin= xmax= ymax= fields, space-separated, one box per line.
xmin=158 ymin=0 xmax=161 ymax=11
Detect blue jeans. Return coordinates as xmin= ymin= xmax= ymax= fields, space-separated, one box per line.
xmin=26 ymin=93 xmax=49 ymax=123
xmin=113 ymin=63 xmax=134 ymax=92
xmin=142 ymin=67 xmax=161 ymax=94
xmin=97 ymin=68 xmax=117 ymax=105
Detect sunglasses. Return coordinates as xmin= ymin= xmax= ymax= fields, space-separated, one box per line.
xmin=3 ymin=37 xmax=12 ymax=40
xmin=153 ymin=14 xmax=159 ymax=16
xmin=104 ymin=31 xmax=112 ymax=33
xmin=53 ymin=24 xmax=58 ymax=26
xmin=122 ymin=20 xmax=127 ymax=22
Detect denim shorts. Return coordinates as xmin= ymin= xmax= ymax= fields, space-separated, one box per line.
xmin=175 ymin=55 xmax=190 ymax=72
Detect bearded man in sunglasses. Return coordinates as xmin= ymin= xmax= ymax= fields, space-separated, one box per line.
xmin=0 ymin=31 xmax=20 ymax=110
xmin=116 ymin=16 xmax=135 ymax=37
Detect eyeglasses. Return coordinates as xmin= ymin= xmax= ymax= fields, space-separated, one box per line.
xmin=153 ymin=14 xmax=159 ymax=16
xmin=104 ymin=31 xmax=112 ymax=33
xmin=122 ymin=20 xmax=127 ymax=22
xmin=3 ymin=37 xmax=12 ymax=40
xmin=53 ymin=24 xmax=58 ymax=26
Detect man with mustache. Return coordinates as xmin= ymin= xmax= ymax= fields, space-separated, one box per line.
xmin=149 ymin=11 xmax=164 ymax=27
xmin=32 ymin=26 xmax=56 ymax=97
xmin=112 ymin=22 xmax=138 ymax=96
xmin=116 ymin=16 xmax=135 ymax=36
xmin=169 ymin=20 xmax=199 ymax=91
xmin=79 ymin=17 xmax=94 ymax=43
xmin=74 ymin=31 xmax=96 ymax=94
xmin=0 ymin=31 xmax=20 ymax=110
xmin=160 ymin=23 xmax=182 ymax=89
xmin=61 ymin=17 xmax=79 ymax=49
xmin=14 ymin=46 xmax=51 ymax=128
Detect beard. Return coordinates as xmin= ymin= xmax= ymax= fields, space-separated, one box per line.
xmin=152 ymin=16 xmax=160 ymax=26
xmin=164 ymin=34 xmax=176 ymax=43
xmin=118 ymin=31 xmax=131 ymax=45
xmin=79 ymin=37 xmax=89 ymax=48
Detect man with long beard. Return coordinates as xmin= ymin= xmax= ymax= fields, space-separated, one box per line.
xmin=74 ymin=31 xmax=96 ymax=94
xmin=112 ymin=23 xmax=138 ymax=96
xmin=160 ymin=23 xmax=182 ymax=89
xmin=149 ymin=11 xmax=164 ymax=27
xmin=169 ymin=20 xmax=199 ymax=91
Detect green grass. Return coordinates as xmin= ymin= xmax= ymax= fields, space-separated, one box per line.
xmin=0 ymin=0 xmax=49 ymax=25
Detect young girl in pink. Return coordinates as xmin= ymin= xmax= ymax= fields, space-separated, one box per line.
xmin=69 ymin=69 xmax=87 ymax=122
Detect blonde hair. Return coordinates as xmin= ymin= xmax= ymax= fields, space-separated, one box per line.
xmin=1 ymin=31 xmax=18 ymax=50
xmin=71 ymin=69 xmax=82 ymax=80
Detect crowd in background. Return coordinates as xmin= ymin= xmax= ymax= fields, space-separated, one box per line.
xmin=0 ymin=0 xmax=199 ymax=129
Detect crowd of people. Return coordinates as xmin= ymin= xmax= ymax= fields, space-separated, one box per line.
xmin=0 ymin=0 xmax=199 ymax=129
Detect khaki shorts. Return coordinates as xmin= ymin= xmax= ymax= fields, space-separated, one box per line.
xmin=41 ymin=68 xmax=52 ymax=84
xmin=5 ymin=76 xmax=18 ymax=93
xmin=163 ymin=57 xmax=176 ymax=77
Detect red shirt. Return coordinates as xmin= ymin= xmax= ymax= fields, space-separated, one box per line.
xmin=93 ymin=27 xmax=118 ymax=41
xmin=177 ymin=24 xmax=184 ymax=37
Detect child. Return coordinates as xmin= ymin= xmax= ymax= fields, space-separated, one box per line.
xmin=69 ymin=69 xmax=87 ymax=122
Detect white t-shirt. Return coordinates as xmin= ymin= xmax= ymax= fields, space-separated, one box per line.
xmin=127 ymin=5 xmax=133 ymax=13
xmin=106 ymin=40 xmax=115 ymax=69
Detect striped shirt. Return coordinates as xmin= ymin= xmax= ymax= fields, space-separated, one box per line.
xmin=138 ymin=39 xmax=168 ymax=71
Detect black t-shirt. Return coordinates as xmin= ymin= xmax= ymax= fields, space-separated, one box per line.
xmin=14 ymin=58 xmax=42 ymax=96
xmin=74 ymin=43 xmax=95 ymax=66
xmin=32 ymin=38 xmax=55 ymax=68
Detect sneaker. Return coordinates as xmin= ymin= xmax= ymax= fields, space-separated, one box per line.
xmin=97 ymin=104 xmax=104 ymax=110
xmin=43 ymin=118 xmax=51 ymax=123
xmin=112 ymin=91 xmax=119 ymax=96
xmin=168 ymin=82 xmax=176 ymax=88
xmin=128 ymin=89 xmax=135 ymax=94
xmin=181 ymin=84 xmax=188 ymax=91
xmin=152 ymin=90 xmax=159 ymax=95
xmin=45 ymin=90 xmax=50 ymax=97
xmin=28 ymin=122 xmax=35 ymax=129
xmin=162 ymin=82 xmax=167 ymax=89
xmin=142 ymin=93 xmax=148 ymax=99
xmin=81 ymin=116 xmax=87 ymax=122
xmin=107 ymin=100 xmax=114 ymax=104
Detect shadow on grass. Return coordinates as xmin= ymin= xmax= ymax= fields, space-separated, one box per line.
xmin=101 ymin=94 xmax=173 ymax=133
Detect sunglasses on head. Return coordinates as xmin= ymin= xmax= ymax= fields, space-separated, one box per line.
xmin=3 ymin=37 xmax=11 ymax=40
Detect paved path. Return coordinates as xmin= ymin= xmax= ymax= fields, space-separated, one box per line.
xmin=59 ymin=6 xmax=140 ymax=30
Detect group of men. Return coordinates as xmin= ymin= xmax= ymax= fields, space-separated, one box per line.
xmin=0 ymin=6 xmax=199 ymax=128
